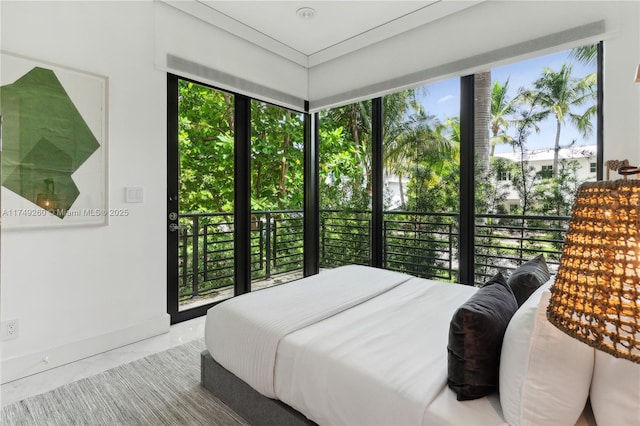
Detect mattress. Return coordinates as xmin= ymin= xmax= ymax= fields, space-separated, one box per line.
xmin=204 ymin=265 xmax=413 ymax=397
xmin=274 ymin=277 xmax=496 ymax=425
xmin=204 ymin=266 xmax=509 ymax=425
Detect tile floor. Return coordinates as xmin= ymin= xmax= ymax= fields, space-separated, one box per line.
xmin=1 ymin=316 xmax=206 ymax=408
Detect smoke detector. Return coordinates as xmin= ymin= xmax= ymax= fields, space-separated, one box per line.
xmin=296 ymin=7 xmax=316 ymax=19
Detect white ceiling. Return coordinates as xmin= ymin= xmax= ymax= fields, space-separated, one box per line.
xmin=164 ymin=1 xmax=484 ymax=67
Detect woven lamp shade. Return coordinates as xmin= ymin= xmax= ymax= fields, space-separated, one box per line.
xmin=547 ymin=179 xmax=640 ymax=363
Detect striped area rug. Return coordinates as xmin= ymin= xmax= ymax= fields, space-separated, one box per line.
xmin=1 ymin=340 xmax=248 ymax=426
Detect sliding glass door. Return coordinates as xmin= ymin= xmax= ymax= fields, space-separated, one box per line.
xmin=167 ymin=76 xmax=236 ymax=322
xmin=167 ymin=75 xmax=311 ymax=323
xmin=250 ymin=101 xmax=305 ymax=290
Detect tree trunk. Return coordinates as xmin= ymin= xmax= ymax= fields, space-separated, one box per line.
xmin=474 ymin=72 xmax=492 ymax=178
xmin=398 ymin=172 xmax=405 ymax=208
xmin=223 ymin=93 xmax=234 ymax=132
xmin=279 ymin=131 xmax=291 ymax=204
xmin=350 ymin=106 xmax=363 ymax=192
xmin=255 ymin=166 xmax=261 ymax=200
xmin=553 ymin=119 xmax=561 ymax=178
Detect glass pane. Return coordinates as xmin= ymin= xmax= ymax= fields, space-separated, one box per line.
xmin=383 ymin=83 xmax=460 ymax=281
xmin=178 ymin=80 xmax=235 ymax=311
xmin=250 ymin=101 xmax=304 ymax=290
xmin=319 ymin=101 xmax=372 ymax=269
xmin=475 ymin=44 xmax=598 ymax=283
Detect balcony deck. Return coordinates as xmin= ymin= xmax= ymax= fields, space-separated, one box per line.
xmin=179 ymin=270 xmax=305 ymax=312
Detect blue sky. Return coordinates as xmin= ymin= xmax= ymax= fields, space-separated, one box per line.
xmin=418 ymin=49 xmax=597 ymax=154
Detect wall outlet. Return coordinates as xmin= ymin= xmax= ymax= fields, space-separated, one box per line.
xmin=1 ymin=319 xmax=19 ymax=341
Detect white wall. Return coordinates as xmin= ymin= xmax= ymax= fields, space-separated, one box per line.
xmin=599 ymin=1 xmax=640 ymax=165
xmin=0 ymin=0 xmax=169 ymax=383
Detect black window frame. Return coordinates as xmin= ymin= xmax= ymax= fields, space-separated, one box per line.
xmin=166 ymin=74 xmax=315 ymax=324
xmin=167 ymin=41 xmax=604 ymax=321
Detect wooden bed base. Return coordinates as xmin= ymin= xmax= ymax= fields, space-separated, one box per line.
xmin=200 ymin=350 xmax=316 ymax=426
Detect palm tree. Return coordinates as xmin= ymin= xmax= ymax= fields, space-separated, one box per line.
xmin=490 ymin=79 xmax=519 ymax=155
xmin=383 ymin=92 xmax=453 ymax=209
xmin=525 ymin=64 xmax=596 ymax=178
xmin=570 ymin=44 xmax=597 ymax=66
xmin=322 ymin=91 xmax=425 ymax=208
xmin=570 ymin=43 xmax=598 ymax=89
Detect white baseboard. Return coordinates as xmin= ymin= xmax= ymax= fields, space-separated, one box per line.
xmin=0 ymin=314 xmax=170 ymax=384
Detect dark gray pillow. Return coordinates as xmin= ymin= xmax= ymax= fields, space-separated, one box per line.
xmin=447 ymin=272 xmax=518 ymax=401
xmin=507 ymin=254 xmax=550 ymax=306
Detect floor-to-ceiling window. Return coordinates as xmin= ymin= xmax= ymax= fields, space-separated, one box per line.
xmin=311 ymin=43 xmax=600 ymax=284
xmin=318 ymin=101 xmax=373 ymax=268
xmin=473 ymin=43 xmax=599 ymax=283
xmin=382 ymin=83 xmax=461 ymax=280
xmin=168 ymin=43 xmax=601 ymax=321
xmin=250 ymin=101 xmax=305 ymax=289
xmin=167 ymin=76 xmax=309 ymax=323
xmin=171 ymin=78 xmax=236 ymax=314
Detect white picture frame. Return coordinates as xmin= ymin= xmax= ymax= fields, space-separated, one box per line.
xmin=1 ymin=51 xmax=108 ymax=229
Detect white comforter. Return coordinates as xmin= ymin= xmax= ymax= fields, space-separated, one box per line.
xmin=205 ymin=265 xmax=413 ymax=397
xmin=204 ymin=265 xmax=506 ymax=425
xmin=274 ymin=277 xmax=481 ymax=425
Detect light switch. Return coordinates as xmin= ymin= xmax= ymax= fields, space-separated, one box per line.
xmin=125 ymin=187 xmax=144 ymax=203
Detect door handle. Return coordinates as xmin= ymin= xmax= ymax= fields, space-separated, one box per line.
xmin=169 ymin=223 xmax=188 ymax=232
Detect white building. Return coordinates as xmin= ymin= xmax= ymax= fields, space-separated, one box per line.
xmin=383 ymin=145 xmax=598 ymax=211
xmin=494 ymin=145 xmax=597 ymax=211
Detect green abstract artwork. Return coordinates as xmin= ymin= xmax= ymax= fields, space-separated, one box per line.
xmin=1 ymin=66 xmax=101 ymax=219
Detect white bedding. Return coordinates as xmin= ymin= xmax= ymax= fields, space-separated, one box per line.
xmin=274 ymin=277 xmax=492 ymax=425
xmin=204 ymin=265 xmax=510 ymax=425
xmin=204 ymin=265 xmax=413 ymax=397
xmin=423 ymin=387 xmax=506 ymax=426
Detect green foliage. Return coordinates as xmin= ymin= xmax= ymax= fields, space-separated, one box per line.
xmin=179 ymin=80 xmax=235 ymax=213
xmin=251 ymin=102 xmax=304 ymax=210
xmin=178 ymin=81 xmax=306 ymax=214
xmin=319 ymin=102 xmax=372 ymax=210
xmin=490 ymin=79 xmax=518 ymax=155
xmin=533 ymin=159 xmax=581 ymax=216
xmin=479 ymin=157 xmax=511 ymax=215
xmin=176 ymin=47 xmax=597 ymax=288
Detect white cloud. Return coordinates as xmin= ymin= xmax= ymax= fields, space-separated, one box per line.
xmin=437 ymin=95 xmax=454 ymax=104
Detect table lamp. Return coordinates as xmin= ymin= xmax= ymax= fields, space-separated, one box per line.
xmin=547 ymin=176 xmax=640 ymax=363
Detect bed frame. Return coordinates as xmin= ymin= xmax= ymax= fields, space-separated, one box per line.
xmin=201 ymin=350 xmax=316 ymax=426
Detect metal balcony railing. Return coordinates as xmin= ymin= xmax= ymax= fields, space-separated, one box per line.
xmin=177 ymin=210 xmax=570 ymax=302
xmin=383 ymin=211 xmax=457 ymax=281
xmin=473 ymin=213 xmax=569 ymax=284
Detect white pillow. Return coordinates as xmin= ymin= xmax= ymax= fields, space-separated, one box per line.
xmin=590 ymin=350 xmax=640 ymax=425
xmin=500 ymin=286 xmax=594 ymax=425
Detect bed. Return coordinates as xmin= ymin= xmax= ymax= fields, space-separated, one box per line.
xmin=201 ymin=264 xmax=622 ymax=426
